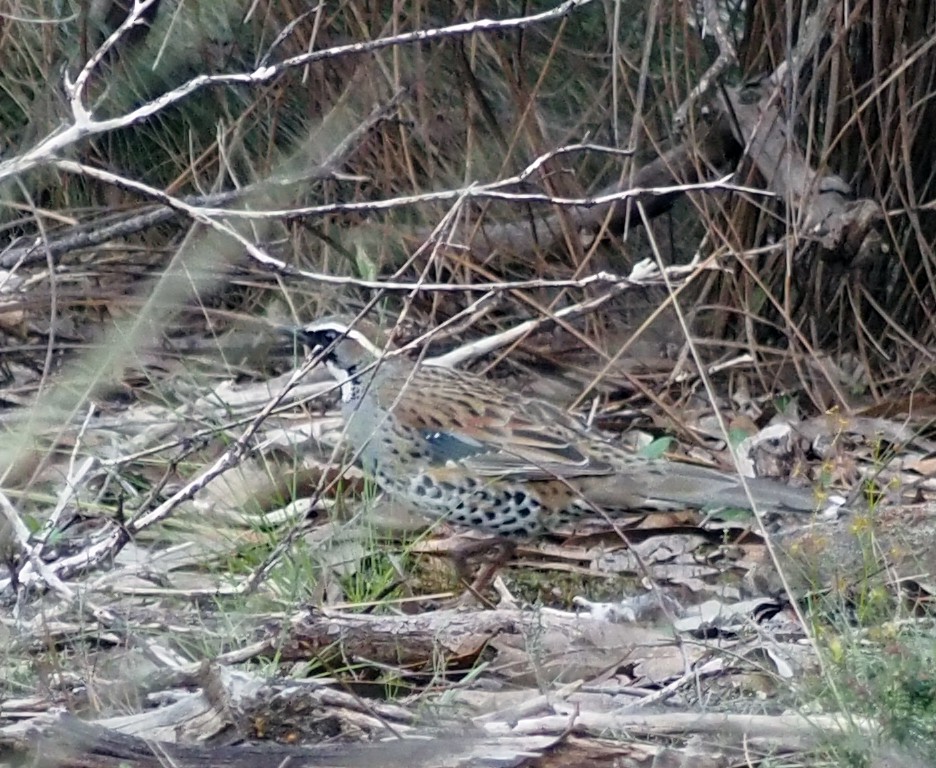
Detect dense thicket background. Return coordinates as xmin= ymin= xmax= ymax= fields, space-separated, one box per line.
xmin=3 ymin=1 xmax=936 ymax=766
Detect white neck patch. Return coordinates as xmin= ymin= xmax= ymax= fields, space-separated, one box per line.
xmin=324 ymin=359 xmax=361 ymax=404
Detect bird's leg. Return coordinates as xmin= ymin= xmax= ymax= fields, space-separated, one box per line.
xmin=450 ymin=536 xmax=517 ymax=600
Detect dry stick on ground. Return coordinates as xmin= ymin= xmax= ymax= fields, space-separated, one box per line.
xmin=0 ymin=709 xmax=561 ymax=768
xmin=0 ymin=661 xmax=875 ymax=767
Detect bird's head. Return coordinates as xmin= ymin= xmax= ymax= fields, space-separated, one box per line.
xmin=282 ymin=317 xmax=388 ymax=398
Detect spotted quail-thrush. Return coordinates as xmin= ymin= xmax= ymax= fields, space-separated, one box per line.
xmin=289 ymin=318 xmax=818 ymax=538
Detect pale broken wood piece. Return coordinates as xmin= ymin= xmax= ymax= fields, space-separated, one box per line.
xmin=0 ymin=711 xmax=561 ymax=768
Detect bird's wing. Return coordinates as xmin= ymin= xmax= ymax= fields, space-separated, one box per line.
xmin=376 ymin=367 xmax=616 ymax=480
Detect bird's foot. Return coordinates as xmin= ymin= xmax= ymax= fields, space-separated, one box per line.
xmin=450 ymin=537 xmax=517 ymax=606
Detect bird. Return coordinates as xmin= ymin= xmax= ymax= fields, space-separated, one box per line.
xmin=286 ymin=317 xmax=821 ymax=541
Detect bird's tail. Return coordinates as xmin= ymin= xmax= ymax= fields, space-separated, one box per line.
xmin=583 ymin=459 xmax=820 ymax=515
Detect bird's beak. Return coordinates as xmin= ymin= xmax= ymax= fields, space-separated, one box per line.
xmin=276 ymin=325 xmax=311 ymax=352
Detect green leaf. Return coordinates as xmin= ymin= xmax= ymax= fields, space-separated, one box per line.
xmin=22 ymin=514 xmax=42 ymax=534
xmin=638 ymin=436 xmax=674 ymax=459
xmin=705 ymin=506 xmax=753 ymax=520
xmin=728 ymin=428 xmax=751 ymax=448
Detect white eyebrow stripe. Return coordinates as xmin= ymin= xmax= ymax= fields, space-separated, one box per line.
xmin=303 ymin=321 xmax=384 ymax=358
xmin=344 ymin=328 xmax=383 ymax=357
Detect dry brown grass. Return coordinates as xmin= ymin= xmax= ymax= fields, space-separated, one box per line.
xmin=2 ymin=1 xmax=936 ymax=766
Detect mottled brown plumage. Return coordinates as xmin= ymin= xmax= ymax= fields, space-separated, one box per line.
xmin=292 ymin=319 xmax=818 ymax=537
